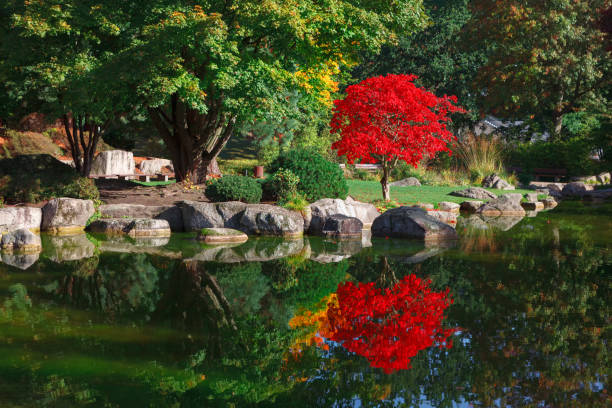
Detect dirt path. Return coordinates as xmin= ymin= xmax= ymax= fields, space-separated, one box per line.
xmin=96 ymin=179 xmax=209 ymax=206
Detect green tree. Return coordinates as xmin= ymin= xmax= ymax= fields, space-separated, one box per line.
xmin=124 ymin=1 xmax=428 ymax=182
xmin=467 ymin=0 xmax=612 ymax=138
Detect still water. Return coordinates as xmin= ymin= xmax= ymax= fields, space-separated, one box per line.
xmin=0 ymin=202 xmax=610 ymax=407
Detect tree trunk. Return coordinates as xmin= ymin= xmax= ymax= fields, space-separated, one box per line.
xmin=381 ymin=165 xmax=391 ymax=201
xmin=552 ymin=114 xmax=564 ymax=140
xmin=63 ymin=114 xmax=101 ymax=178
xmin=148 ymin=95 xmax=236 ymax=184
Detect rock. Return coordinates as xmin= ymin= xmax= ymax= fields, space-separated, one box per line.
xmin=389 ymin=177 xmax=421 ymax=187
xmin=542 ymin=197 xmax=558 ymax=209
xmin=138 ymin=158 xmax=172 ymax=174
xmin=0 ymin=206 xmax=42 ymax=233
xmin=525 ymin=193 xmax=539 ymax=203
xmin=572 ymin=175 xmax=597 ymax=184
xmin=308 ymin=197 xmax=379 ymax=234
xmin=196 ymin=228 xmax=248 ymax=244
xmin=179 ymin=201 xmax=246 ymax=231
xmin=545 ymin=183 xmax=563 ymax=198
xmin=416 ymin=203 xmax=434 ymax=210
xmin=371 ymin=206 xmax=458 ymax=242
xmin=482 ymin=174 xmax=515 ymax=190
xmin=437 ymin=202 xmax=460 ymax=213
xmin=192 ymin=238 xmax=304 ymax=263
xmin=460 ymin=201 xmax=484 ymax=213
xmin=458 ymin=215 xmax=489 ymax=230
xmin=90 ymin=150 xmax=135 ymax=175
xmin=427 ymin=210 xmax=458 ymax=226
xmin=1 ymin=228 xmax=42 ymax=253
xmin=597 ymin=172 xmax=611 ymax=184
xmin=1 ymin=252 xmax=39 ymax=270
xmin=450 ymin=187 xmax=497 ymax=200
xmin=99 ymin=204 xmax=184 ymax=231
xmin=43 ymin=234 xmax=95 ymax=262
xmin=322 ymin=214 xmax=363 ymax=239
xmin=239 ymin=205 xmax=303 ymax=237
xmin=87 ymin=218 xmax=133 ymax=235
xmin=42 ymin=198 xmax=95 ymax=234
xmin=521 ymin=201 xmax=544 ymax=211
xmin=562 ymin=182 xmax=588 ymax=198
xmin=535 ymin=189 xmax=550 ymax=197
xmin=477 ymin=193 xmax=525 ymax=216
xmin=126 ymin=219 xmax=171 ymax=238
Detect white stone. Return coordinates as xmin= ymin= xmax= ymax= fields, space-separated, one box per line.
xmin=91 ymin=150 xmax=135 ymax=175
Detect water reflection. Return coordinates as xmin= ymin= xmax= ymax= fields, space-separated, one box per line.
xmin=0 ymin=202 xmax=609 ymax=407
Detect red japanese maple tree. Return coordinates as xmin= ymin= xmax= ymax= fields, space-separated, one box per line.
xmin=326 ymin=274 xmax=456 ymax=374
xmin=331 ymin=74 xmax=465 ymax=200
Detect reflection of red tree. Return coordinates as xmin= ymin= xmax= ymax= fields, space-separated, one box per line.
xmin=327 ymin=275 xmax=456 ymax=373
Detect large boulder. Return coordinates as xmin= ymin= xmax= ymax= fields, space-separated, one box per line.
xmin=562 ymin=182 xmax=588 ymax=198
xmin=41 ymin=198 xmax=95 ymax=234
xmin=43 ymin=234 xmax=95 ymax=262
xmin=0 ymin=206 xmax=42 ymax=233
xmin=197 ymin=228 xmax=248 ymax=244
xmin=179 ymin=201 xmax=302 ymax=237
xmin=322 ymin=214 xmax=363 ymax=239
xmin=390 ymin=177 xmax=421 ymax=187
xmin=1 ymin=228 xmax=42 ymax=253
xmin=239 ymin=205 xmax=303 ymax=237
xmin=90 ymin=150 xmax=135 ymax=175
xmin=99 ymin=204 xmax=183 ymax=231
xmin=477 ymin=193 xmax=526 ymax=216
xmin=450 ymin=187 xmax=497 ymax=200
xmin=371 ymin=206 xmax=458 ymax=242
xmin=138 ymin=158 xmax=172 ymax=174
xmin=87 ymin=218 xmax=132 ymax=235
xmin=482 ymin=174 xmax=515 ymax=190
xmin=308 ymin=196 xmax=379 ymax=233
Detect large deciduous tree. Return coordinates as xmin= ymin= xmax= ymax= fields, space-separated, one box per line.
xmin=331 ymin=74 xmax=464 ymax=201
xmin=126 ymin=1 xmax=429 ymax=183
xmin=467 ymin=0 xmax=612 ymax=138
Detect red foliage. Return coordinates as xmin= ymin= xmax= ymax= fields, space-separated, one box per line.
xmin=330 ymin=74 xmax=465 ymax=167
xmin=326 ymin=274 xmax=456 ymax=374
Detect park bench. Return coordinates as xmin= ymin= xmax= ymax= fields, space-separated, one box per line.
xmin=339 ymin=163 xmax=382 ymax=173
xmin=533 ymin=168 xmax=567 ymax=182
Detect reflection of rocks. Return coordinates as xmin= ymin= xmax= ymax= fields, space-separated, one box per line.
xmin=521 ymin=201 xmax=544 ymax=211
xmin=309 ymin=238 xmax=364 ymax=263
xmin=126 ymin=219 xmax=171 ymax=238
xmin=322 ymin=214 xmax=363 ymax=239
xmin=192 ymin=238 xmax=304 ymax=263
xmin=396 ymin=245 xmax=452 ymax=264
xmin=0 ymin=206 xmax=42 ymax=233
xmin=99 ymin=204 xmax=183 ymax=231
xmin=480 ymin=216 xmax=524 ymax=231
xmin=99 ymin=236 xmax=179 ymax=258
xmin=308 ymin=196 xmax=379 ymax=233
xmin=450 ymin=187 xmax=497 ymax=200
xmin=43 ymin=234 xmax=95 ymax=262
xmin=459 ymin=214 xmax=524 ymax=231
xmin=477 ymin=193 xmax=525 ymax=216
xmin=180 ymin=201 xmax=303 ymax=237
xmin=1 ymin=252 xmax=39 ymax=270
xmin=42 ymin=198 xmax=94 ymax=234
xmin=372 ymin=207 xmax=458 ymax=242
xmin=1 ymin=229 xmax=42 ymax=253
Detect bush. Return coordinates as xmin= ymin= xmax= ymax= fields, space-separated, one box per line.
xmin=269 ymin=168 xmax=300 ymax=200
xmin=269 ymin=149 xmax=348 ymax=201
xmin=0 ymin=154 xmax=99 ymax=204
xmin=205 ymin=175 xmax=262 ymax=203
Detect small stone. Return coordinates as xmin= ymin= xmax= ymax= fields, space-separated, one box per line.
xmin=1 ymin=229 xmax=42 ymax=253
xmin=542 ymin=197 xmax=558 ymax=209
xmin=460 ymin=201 xmax=484 ymax=213
xmin=389 ymin=177 xmax=421 ymax=187
xmin=437 ymin=202 xmax=460 ymax=213
xmin=521 ymin=201 xmax=544 ymax=211
xmin=196 ymin=228 xmax=248 ymax=244
xmin=322 ymin=214 xmax=363 ymax=239
xmin=477 ymin=194 xmax=526 ymax=216
xmin=450 ymin=187 xmax=498 ymax=200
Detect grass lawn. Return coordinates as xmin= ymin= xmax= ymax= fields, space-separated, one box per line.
xmin=347 ymin=179 xmax=533 ymax=206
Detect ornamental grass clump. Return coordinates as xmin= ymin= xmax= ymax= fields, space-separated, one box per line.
xmin=453 ymin=133 xmax=505 ymax=184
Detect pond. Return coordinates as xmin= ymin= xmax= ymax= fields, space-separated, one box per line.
xmin=0 ymin=202 xmax=610 ymax=407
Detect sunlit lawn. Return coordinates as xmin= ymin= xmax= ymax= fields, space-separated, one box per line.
xmin=347 ymin=179 xmax=533 ymax=205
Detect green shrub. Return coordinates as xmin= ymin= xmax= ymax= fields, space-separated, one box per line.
xmin=205 ymin=175 xmax=262 ymax=203
xmin=279 ymin=191 xmax=309 ymax=212
xmin=269 ymin=149 xmax=348 ymax=201
xmin=269 ymin=168 xmax=300 ymax=200
xmin=0 ymin=154 xmax=99 ymax=204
